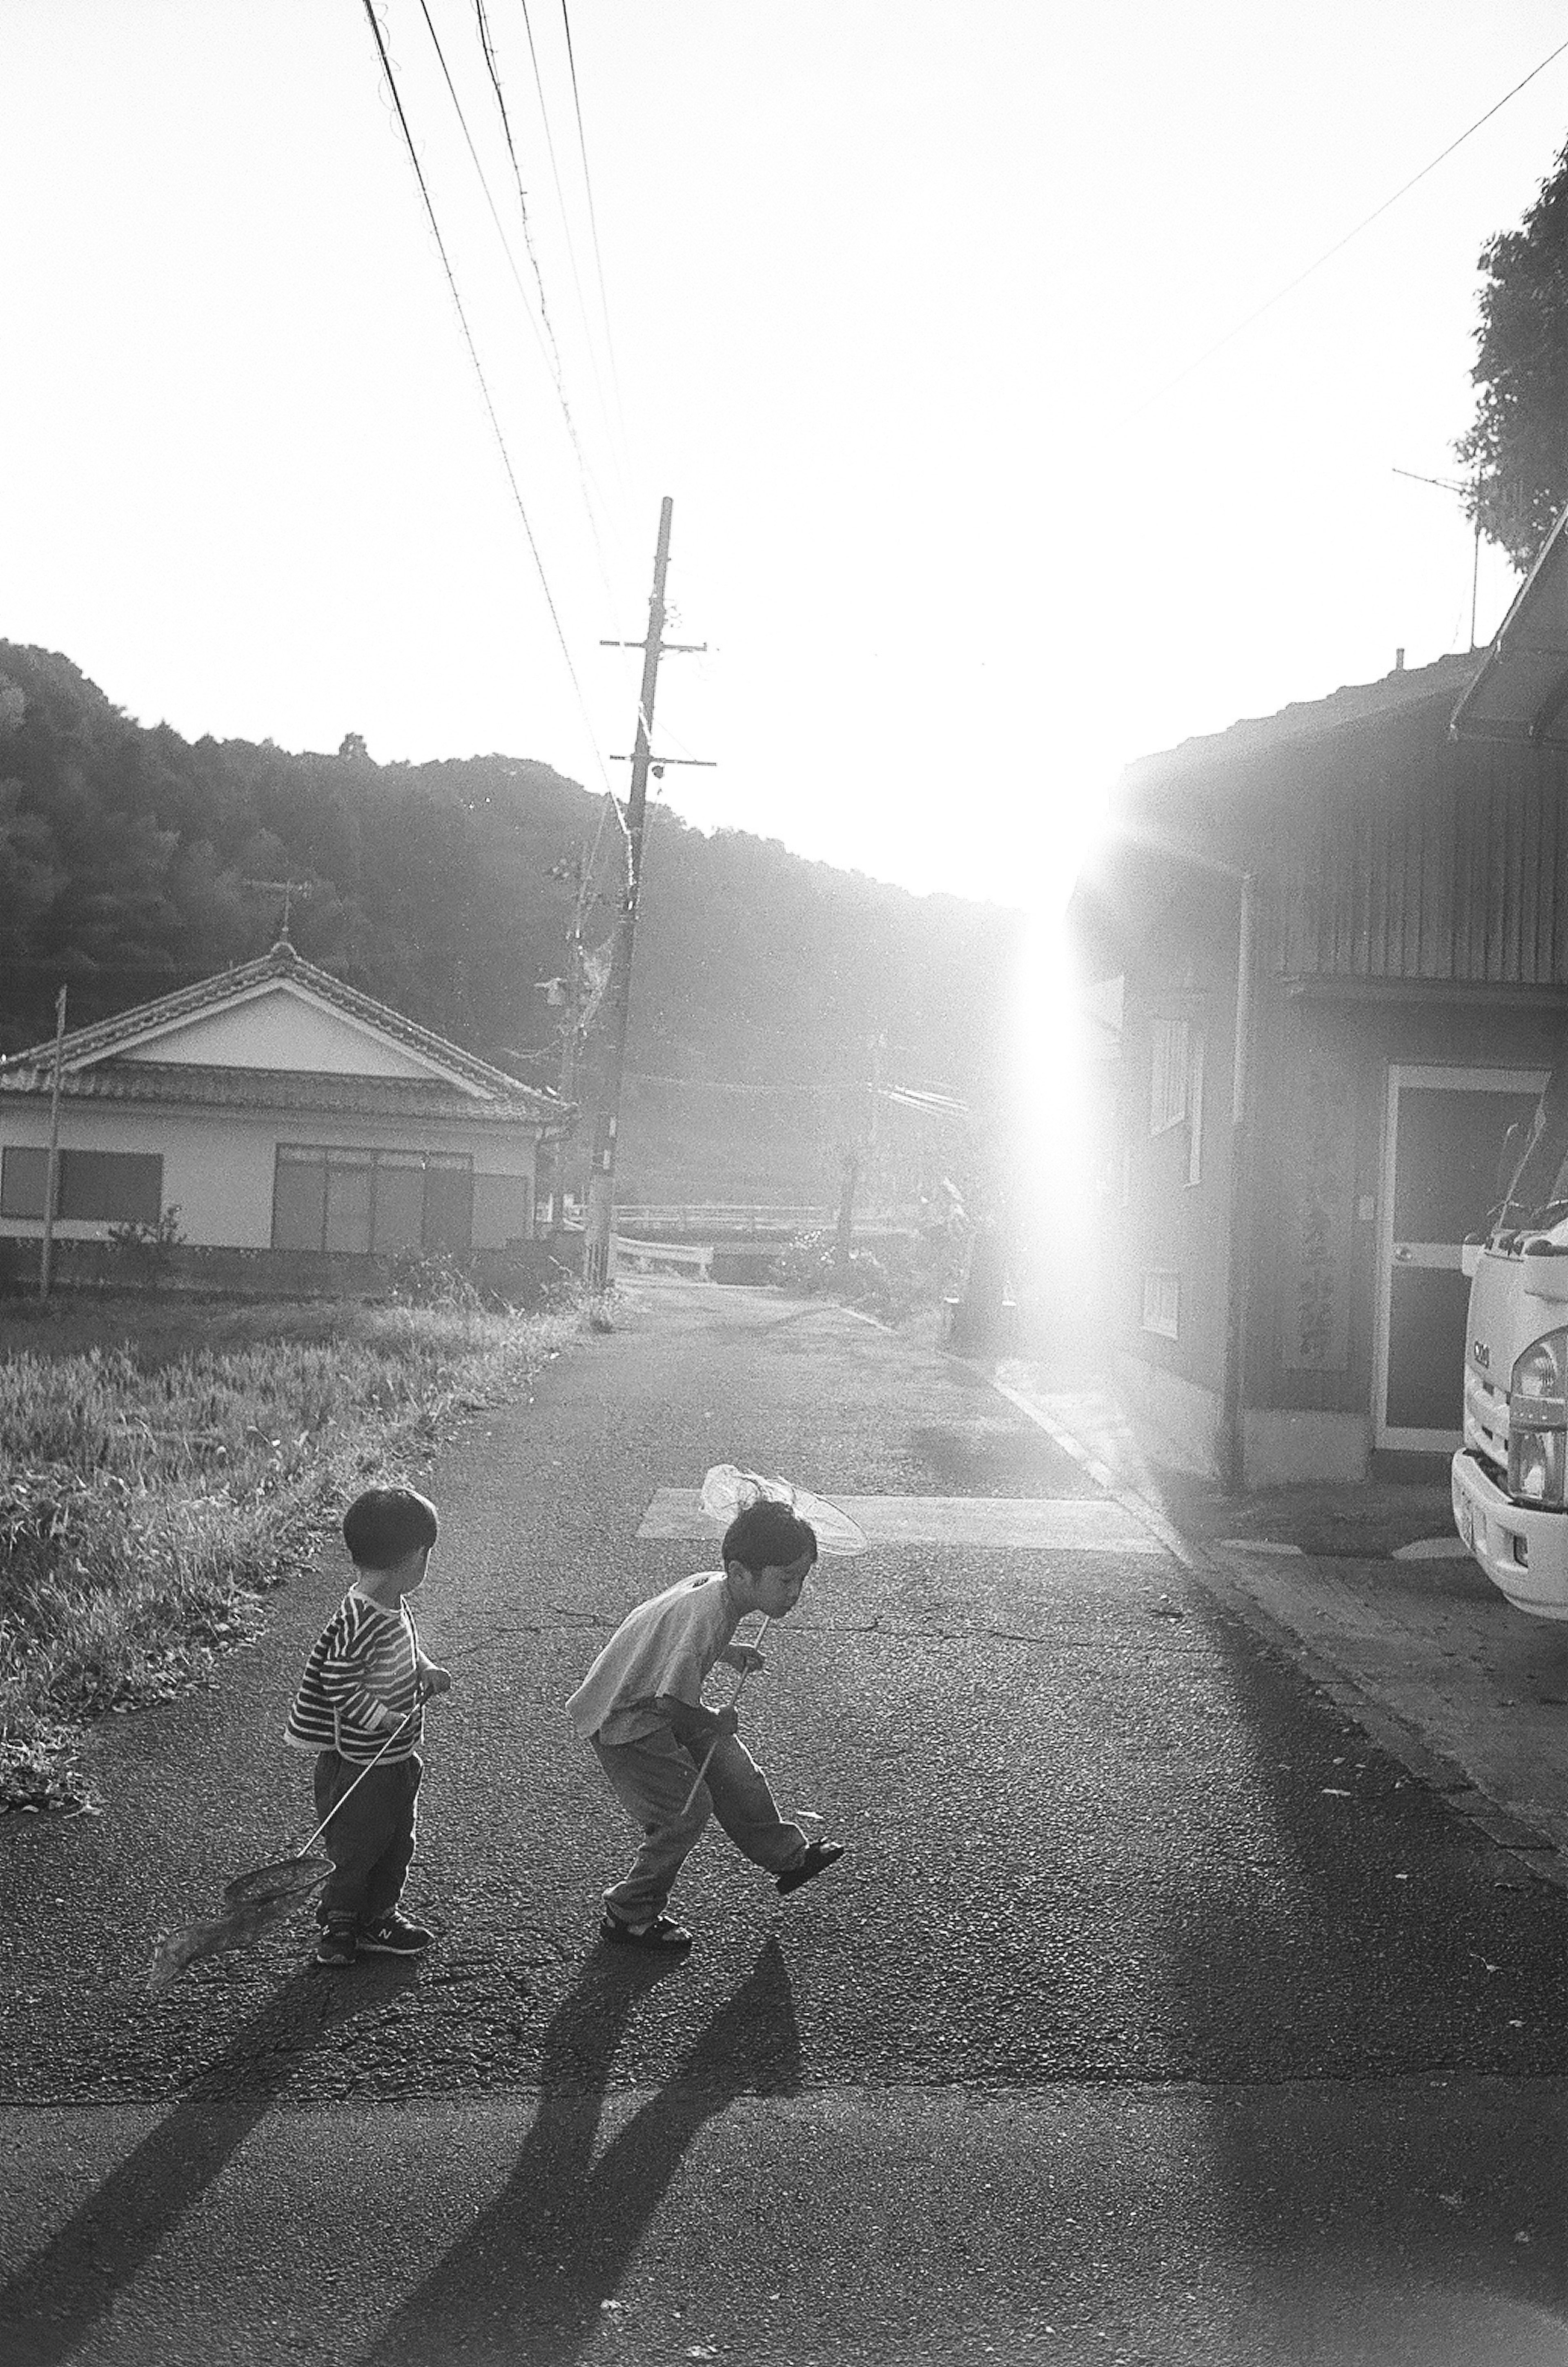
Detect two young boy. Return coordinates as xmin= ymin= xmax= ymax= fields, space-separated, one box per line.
xmin=292 ymin=1485 xmax=842 ymax=1967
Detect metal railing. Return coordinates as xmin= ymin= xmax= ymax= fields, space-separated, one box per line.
xmin=611 ymin=1204 xmax=842 ymax=1236
xmin=611 ymin=1235 xmax=715 ymax=1279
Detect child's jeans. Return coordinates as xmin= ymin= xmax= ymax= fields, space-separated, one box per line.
xmin=593 ymin=1726 xmax=808 ymax=1926
xmin=314 ymin=1750 xmax=421 ymax=1928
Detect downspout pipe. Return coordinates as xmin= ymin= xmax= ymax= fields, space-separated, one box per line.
xmin=1216 ymin=871 xmax=1256 ymax=1495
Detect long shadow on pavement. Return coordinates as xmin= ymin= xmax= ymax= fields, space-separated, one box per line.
xmin=372 ymin=1933 xmax=802 ymax=2367
xmin=1166 ymin=1595 xmax=1568 ymax=2358
xmin=0 ymin=1958 xmax=423 ymax=2367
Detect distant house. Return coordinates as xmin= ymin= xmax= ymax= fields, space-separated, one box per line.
xmin=1069 ymin=653 xmax=1568 ymax=1487
xmin=0 ymin=937 xmax=562 ymax=1289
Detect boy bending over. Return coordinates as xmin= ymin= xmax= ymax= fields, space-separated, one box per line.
xmin=568 ymin=1497 xmax=845 ymax=1950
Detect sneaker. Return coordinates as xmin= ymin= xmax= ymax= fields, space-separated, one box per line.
xmin=357 ymin=1914 xmax=434 ymax=1956
xmin=599 ymin=1911 xmax=693 ymax=1950
xmin=777 ymin=1840 xmax=846 ymax=1897
xmin=314 ymin=1921 xmax=357 ymax=1969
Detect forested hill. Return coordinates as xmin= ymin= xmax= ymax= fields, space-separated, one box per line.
xmin=0 ymin=643 xmax=1022 ymax=1200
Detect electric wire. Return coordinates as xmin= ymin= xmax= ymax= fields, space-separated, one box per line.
xmin=1120 ymin=33 xmax=1568 ymax=426
xmin=558 ymin=2 xmax=633 ymax=464
xmin=359 ymin=0 xmax=616 ymax=800
xmin=515 ymin=0 xmax=627 ymax=501
xmin=467 ymin=0 xmax=624 ymax=597
xmin=413 ymin=0 xmax=619 ymax=606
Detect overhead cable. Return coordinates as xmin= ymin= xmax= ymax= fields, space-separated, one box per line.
xmin=1120 ymin=33 xmax=1568 ymax=426
xmin=558 ymin=2 xmax=632 ymax=460
xmin=467 ymin=0 xmax=623 ymax=593
xmin=359 ymin=0 xmax=616 ymax=799
xmin=516 ymin=0 xmax=627 ymax=500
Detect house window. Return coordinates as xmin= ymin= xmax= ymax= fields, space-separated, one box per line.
xmin=1142 ymin=1270 xmax=1180 ymax=1339
xmin=0 ymin=1146 xmax=163 ymax=1224
xmin=272 ymin=1146 xmax=474 ymax=1255
xmin=1149 ymin=1018 xmax=1191 ymax=1133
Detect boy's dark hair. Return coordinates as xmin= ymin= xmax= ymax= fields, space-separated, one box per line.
xmin=343 ymin=1485 xmax=439 ymax=1571
xmin=722 ymin=1496 xmax=817 ymax=1574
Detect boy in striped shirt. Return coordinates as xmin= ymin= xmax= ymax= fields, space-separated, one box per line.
xmin=287 ymin=1485 xmax=451 ymax=1968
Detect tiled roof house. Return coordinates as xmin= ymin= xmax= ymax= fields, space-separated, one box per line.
xmin=0 ymin=938 xmax=562 ymax=1277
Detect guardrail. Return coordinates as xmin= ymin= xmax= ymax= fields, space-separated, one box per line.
xmin=610 ymin=1204 xmax=829 ymax=1235
xmin=611 ymin=1204 xmax=912 ymax=1237
xmin=611 ymin=1234 xmax=715 ymax=1279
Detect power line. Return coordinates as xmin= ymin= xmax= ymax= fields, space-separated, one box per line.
xmin=466 ymin=0 xmax=623 ymax=594
xmin=359 ymin=0 xmax=615 ymax=800
xmin=558 ymin=2 xmax=631 ymax=461
xmin=473 ymin=0 xmax=567 ymax=390
xmin=1120 ymin=33 xmax=1568 ymax=427
xmin=515 ymin=0 xmax=627 ymax=501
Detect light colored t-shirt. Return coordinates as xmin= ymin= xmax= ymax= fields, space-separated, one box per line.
xmin=566 ymin=1571 xmax=740 ymax=1745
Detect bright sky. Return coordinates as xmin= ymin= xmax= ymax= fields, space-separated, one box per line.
xmin=3 ymin=2 xmax=1566 ymax=912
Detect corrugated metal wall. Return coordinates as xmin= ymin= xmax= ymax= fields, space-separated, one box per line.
xmin=1272 ymin=732 xmax=1568 ymax=985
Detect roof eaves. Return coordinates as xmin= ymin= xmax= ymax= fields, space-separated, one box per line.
xmin=0 ymin=942 xmax=543 ymax=1106
xmin=1123 ymin=655 xmax=1482 ymax=796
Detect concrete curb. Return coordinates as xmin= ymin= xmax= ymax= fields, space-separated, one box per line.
xmin=977 ymin=1364 xmax=1568 ymax=1894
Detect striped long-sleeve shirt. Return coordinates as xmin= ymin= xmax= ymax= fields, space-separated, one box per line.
xmin=286 ymin=1589 xmax=425 ymax=1763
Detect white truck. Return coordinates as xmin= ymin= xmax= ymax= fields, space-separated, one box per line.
xmin=1452 ymin=1067 xmax=1568 ymax=1616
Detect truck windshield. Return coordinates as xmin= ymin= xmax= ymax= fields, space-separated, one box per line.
xmin=1501 ymin=1065 xmax=1568 ymax=1224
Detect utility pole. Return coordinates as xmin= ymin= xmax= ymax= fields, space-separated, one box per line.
xmin=38 ymin=985 xmax=67 ymax=1301
xmin=583 ymin=497 xmax=678 ymax=1290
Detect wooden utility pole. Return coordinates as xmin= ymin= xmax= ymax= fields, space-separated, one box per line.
xmin=584 ymin=497 xmax=674 ymax=1290
xmin=38 ymin=985 xmax=67 ymax=1300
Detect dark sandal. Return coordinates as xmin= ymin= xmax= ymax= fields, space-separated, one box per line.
xmin=599 ymin=1912 xmax=693 ymax=1949
xmin=777 ymin=1840 xmax=846 ymax=1897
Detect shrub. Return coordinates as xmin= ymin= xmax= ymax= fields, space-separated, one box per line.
xmin=386 ymin=1247 xmax=484 ymax=1311
xmin=105 ymin=1204 xmax=185 ymax=1286
xmin=775 ymin=1228 xmax=894 ymax=1316
xmin=775 ymin=1223 xmax=964 ymax=1324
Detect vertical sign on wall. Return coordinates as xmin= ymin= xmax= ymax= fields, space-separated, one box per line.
xmin=1282 ymin=1055 xmax=1356 ymax=1373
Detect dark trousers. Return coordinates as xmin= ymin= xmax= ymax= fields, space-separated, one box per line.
xmin=313 ymin=1750 xmax=421 ymax=1928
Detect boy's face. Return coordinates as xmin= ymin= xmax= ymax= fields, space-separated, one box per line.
xmin=361 ymin=1543 xmax=431 ymax=1599
xmin=740 ymin=1549 xmax=814 ymax=1619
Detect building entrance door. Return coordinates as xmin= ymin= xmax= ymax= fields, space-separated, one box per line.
xmin=1374 ymin=1066 xmax=1546 ymax=1451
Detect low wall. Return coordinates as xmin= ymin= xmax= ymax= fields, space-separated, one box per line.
xmin=1112 ymin=1351 xmax=1376 ymax=1487
xmin=0 ymin=1235 xmax=569 ymax=1306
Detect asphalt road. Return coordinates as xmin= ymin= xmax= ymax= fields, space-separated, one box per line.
xmin=3 ymin=1283 xmax=1568 ymax=2366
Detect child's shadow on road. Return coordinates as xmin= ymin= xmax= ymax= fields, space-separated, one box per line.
xmin=0 ymin=1956 xmax=424 ymax=2367
xmin=374 ymin=1934 xmax=804 ymax=2367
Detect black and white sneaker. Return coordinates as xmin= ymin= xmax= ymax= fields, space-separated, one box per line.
xmin=777 ymin=1840 xmax=846 ymax=1897
xmin=599 ymin=1912 xmax=693 ymax=1950
xmin=357 ymin=1914 xmax=434 ymax=1956
xmin=314 ymin=1919 xmax=358 ymax=1969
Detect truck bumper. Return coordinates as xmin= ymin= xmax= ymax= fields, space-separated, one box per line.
xmin=1452 ymin=1447 xmax=1568 ymax=1619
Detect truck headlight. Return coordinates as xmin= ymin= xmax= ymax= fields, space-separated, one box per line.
xmin=1510 ymin=1330 xmax=1568 ymax=1504
xmin=1510 ymin=1427 xmax=1566 ymax=1504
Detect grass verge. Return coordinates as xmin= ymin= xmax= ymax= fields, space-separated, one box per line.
xmin=0 ymin=1289 xmax=597 ymax=1813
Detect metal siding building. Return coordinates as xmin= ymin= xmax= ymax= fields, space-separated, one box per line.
xmin=1071 ymin=655 xmax=1568 ymax=1486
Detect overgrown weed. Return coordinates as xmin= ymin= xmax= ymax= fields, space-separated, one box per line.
xmin=0 ymin=1292 xmax=586 ymax=1811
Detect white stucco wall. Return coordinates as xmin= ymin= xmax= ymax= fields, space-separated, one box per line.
xmin=119 ymin=986 xmax=459 ymax=1081
xmin=0 ymin=1103 xmax=540 ymax=1248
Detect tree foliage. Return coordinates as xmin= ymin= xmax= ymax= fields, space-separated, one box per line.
xmin=1457 ymin=137 xmax=1568 ymax=572
xmin=0 ymin=642 xmax=1022 ymax=1202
